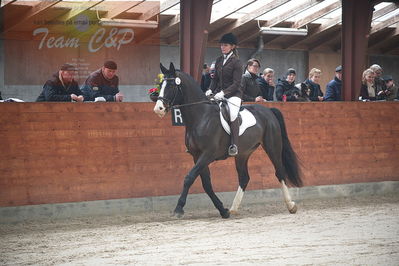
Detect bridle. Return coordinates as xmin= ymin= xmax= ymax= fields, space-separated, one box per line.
xmin=156 ymin=77 xmax=182 ymax=111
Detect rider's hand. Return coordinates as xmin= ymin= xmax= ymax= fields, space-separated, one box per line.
xmin=214 ymin=91 xmax=225 ymax=100
xmin=205 ymin=90 xmax=213 ymax=96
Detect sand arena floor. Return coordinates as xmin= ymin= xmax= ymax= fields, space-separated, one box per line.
xmin=1 ymin=194 xmax=399 ymax=265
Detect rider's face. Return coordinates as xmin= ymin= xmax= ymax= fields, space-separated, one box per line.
xmin=220 ymin=43 xmax=235 ymax=55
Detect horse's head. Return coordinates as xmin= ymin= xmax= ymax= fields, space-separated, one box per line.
xmin=154 ymin=62 xmax=183 ymax=118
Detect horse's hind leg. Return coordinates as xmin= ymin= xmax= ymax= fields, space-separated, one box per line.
xmin=230 ymin=155 xmax=250 ymax=214
xmin=199 ymin=166 xmax=230 ymax=218
xmin=262 ymin=134 xmax=297 ymax=214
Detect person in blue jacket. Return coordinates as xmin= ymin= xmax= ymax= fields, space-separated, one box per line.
xmin=324 ymin=65 xmax=342 ymax=101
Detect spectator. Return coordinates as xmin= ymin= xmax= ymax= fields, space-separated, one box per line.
xmin=369 ymin=64 xmax=386 ymax=95
xmin=324 ymin=65 xmax=342 ymax=101
xmin=275 ymin=68 xmax=300 ymax=101
xmin=209 ymin=62 xmax=216 ymax=79
xmin=200 ymin=63 xmax=211 ymax=92
xmin=242 ymin=58 xmax=264 ymax=102
xmin=359 ymin=68 xmax=377 ymax=101
xmin=82 ymin=60 xmax=124 ymax=102
xmin=257 ymin=68 xmax=275 ymax=101
xmin=300 ymin=68 xmax=324 ymax=102
xmin=205 ymin=32 xmax=243 ymax=156
xmin=382 ymin=75 xmax=397 ymax=101
xmin=36 ymin=64 xmax=84 ymax=102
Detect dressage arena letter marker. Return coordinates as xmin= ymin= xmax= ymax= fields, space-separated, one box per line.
xmin=172 ymin=108 xmax=184 ymax=126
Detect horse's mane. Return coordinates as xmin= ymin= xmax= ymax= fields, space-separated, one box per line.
xmin=176 ymin=71 xmax=208 ymax=100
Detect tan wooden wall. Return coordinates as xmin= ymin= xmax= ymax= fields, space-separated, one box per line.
xmin=1 ymin=102 xmax=398 ymax=207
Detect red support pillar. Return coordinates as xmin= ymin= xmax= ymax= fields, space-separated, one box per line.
xmin=180 ymin=0 xmax=213 ymax=82
xmin=341 ymin=0 xmax=373 ymax=101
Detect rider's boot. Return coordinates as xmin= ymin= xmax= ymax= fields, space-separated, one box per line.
xmin=228 ymin=118 xmax=239 ymax=156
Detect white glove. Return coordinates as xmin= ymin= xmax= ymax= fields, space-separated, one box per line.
xmin=214 ymin=91 xmax=225 ymax=100
xmin=94 ymin=97 xmax=106 ymax=102
xmin=205 ymin=89 xmax=213 ymax=96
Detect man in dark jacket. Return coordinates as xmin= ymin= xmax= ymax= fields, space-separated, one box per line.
xmin=324 ymin=65 xmax=342 ymax=101
xmin=275 ymin=68 xmax=299 ymax=101
xmin=81 ymin=60 xmax=124 ymax=102
xmin=36 ymin=64 xmax=84 ymax=102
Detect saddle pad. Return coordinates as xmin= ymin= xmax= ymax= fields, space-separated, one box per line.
xmin=220 ymin=108 xmax=256 ymax=136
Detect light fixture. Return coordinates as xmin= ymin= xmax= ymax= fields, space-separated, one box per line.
xmin=99 ymin=18 xmax=158 ymax=29
xmin=260 ymin=26 xmax=308 ymax=36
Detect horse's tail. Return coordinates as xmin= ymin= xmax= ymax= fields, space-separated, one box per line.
xmin=270 ymin=108 xmax=303 ymax=187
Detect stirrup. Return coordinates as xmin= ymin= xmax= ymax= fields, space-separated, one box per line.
xmin=228 ymin=144 xmax=238 ymax=156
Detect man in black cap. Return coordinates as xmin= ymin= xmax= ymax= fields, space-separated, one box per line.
xmin=36 ymin=63 xmax=84 ymax=102
xmin=382 ymin=75 xmax=397 ymax=101
xmin=324 ymin=65 xmax=342 ymax=101
xmin=81 ymin=60 xmax=124 ymax=102
xmin=275 ymin=68 xmax=300 ymax=101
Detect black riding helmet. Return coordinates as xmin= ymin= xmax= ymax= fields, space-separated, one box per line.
xmin=219 ymin=32 xmax=238 ymax=45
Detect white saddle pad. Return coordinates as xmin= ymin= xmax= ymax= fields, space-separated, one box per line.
xmin=220 ymin=108 xmax=256 ymax=136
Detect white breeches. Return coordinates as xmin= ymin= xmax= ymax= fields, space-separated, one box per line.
xmin=227 ymin=96 xmax=241 ymax=121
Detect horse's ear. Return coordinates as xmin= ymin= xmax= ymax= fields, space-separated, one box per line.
xmin=160 ymin=63 xmax=168 ymax=74
xmin=169 ymin=62 xmax=176 ymax=76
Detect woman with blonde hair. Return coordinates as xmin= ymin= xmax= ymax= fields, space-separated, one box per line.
xmin=301 ymin=68 xmax=324 ymax=101
xmin=359 ymin=68 xmax=376 ymax=101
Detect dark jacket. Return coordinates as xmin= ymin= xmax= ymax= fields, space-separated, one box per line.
xmin=81 ymin=69 xmax=119 ymax=101
xmin=257 ymin=77 xmax=274 ymax=101
xmin=201 ymin=72 xmax=211 ymax=92
xmin=324 ymin=77 xmax=342 ymax=101
xmin=303 ymin=79 xmax=323 ymax=101
xmin=359 ymin=83 xmax=377 ymax=101
xmin=275 ymin=78 xmax=299 ymax=101
xmin=36 ymin=72 xmax=82 ymax=102
xmin=241 ymin=71 xmax=262 ymax=102
xmin=209 ymin=54 xmax=243 ymax=98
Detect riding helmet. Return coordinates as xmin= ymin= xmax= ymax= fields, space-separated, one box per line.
xmin=219 ymin=32 xmax=238 ymax=45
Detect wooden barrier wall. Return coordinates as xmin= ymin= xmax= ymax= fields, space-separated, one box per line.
xmin=1 ymin=102 xmax=398 ymax=207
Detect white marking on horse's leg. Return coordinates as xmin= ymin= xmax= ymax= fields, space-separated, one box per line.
xmin=281 ymin=180 xmax=297 ymax=214
xmin=230 ymin=186 xmax=244 ymax=214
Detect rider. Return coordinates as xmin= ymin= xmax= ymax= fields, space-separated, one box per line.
xmin=205 ymin=32 xmax=243 ymax=156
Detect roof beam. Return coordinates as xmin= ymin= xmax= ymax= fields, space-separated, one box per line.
xmin=285 ymin=14 xmax=341 ymax=49
xmin=139 ymin=0 xmax=180 ymax=21
xmin=372 ymin=3 xmax=398 ymax=20
xmin=369 ymin=24 xmax=399 ymax=49
xmin=307 ymin=26 xmax=340 ymax=50
xmin=55 ymin=1 xmax=104 ymax=22
xmin=2 ymin=0 xmax=62 ymax=33
xmin=208 ymin=0 xmax=290 ymax=42
xmin=371 ymin=13 xmax=399 ymax=34
xmin=239 ymin=0 xmax=322 ymax=44
xmin=210 ymin=0 xmax=256 ymax=24
xmin=103 ymin=1 xmax=145 ymax=19
xmin=293 ymin=0 xmax=341 ymax=28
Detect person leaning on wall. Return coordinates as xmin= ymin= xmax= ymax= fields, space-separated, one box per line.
xmin=36 ymin=63 xmax=84 ymax=102
xmin=257 ymin=68 xmax=276 ymax=101
xmin=382 ymin=75 xmax=397 ymax=101
xmin=81 ymin=60 xmax=124 ymax=102
xmin=359 ymin=68 xmax=377 ymax=101
xmin=324 ymin=65 xmax=342 ymax=101
xmin=241 ymin=58 xmax=264 ymax=102
xmin=300 ymin=68 xmax=324 ymax=102
xmin=275 ymin=68 xmax=300 ymax=101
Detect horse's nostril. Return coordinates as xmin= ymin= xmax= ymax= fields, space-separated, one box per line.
xmin=160 ymin=107 xmax=164 ymax=110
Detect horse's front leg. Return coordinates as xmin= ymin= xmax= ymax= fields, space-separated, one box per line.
xmin=199 ymin=166 xmax=230 ymax=218
xmin=173 ymin=155 xmax=212 ymax=218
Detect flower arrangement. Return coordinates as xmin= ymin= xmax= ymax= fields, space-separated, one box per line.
xmin=148 ymin=74 xmax=164 ymax=95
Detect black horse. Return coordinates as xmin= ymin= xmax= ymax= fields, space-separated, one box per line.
xmin=154 ymin=63 xmax=303 ymax=218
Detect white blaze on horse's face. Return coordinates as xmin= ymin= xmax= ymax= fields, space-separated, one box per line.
xmin=153 ymin=80 xmax=167 ymax=117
